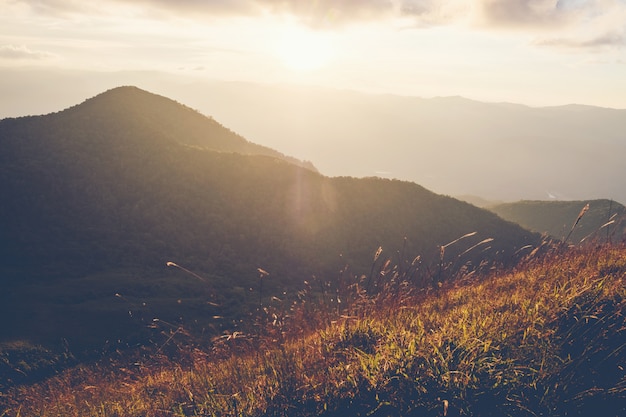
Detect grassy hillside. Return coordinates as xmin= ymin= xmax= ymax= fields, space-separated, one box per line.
xmin=3 ymin=245 xmax=625 ymax=416
xmin=489 ymin=199 xmax=626 ymax=244
xmin=0 ymin=87 xmax=538 ymax=355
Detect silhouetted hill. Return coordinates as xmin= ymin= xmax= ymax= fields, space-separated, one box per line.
xmin=64 ymin=86 xmax=317 ymax=170
xmin=489 ymin=199 xmax=626 ymax=244
xmin=0 ymin=87 xmax=538 ymax=354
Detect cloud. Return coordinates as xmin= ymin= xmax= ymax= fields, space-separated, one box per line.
xmin=105 ymin=0 xmax=403 ymax=27
xmin=0 ymin=0 xmax=552 ymax=27
xmin=473 ymin=0 xmax=626 ymax=50
xmin=0 ymin=44 xmax=56 ymax=60
xmin=8 ymin=0 xmax=626 ymax=47
xmin=119 ymin=0 xmax=626 ymax=45
xmin=257 ymin=0 xmax=396 ymax=27
xmin=7 ymin=0 xmax=447 ymax=26
xmin=475 ymin=0 xmax=577 ymax=28
xmin=8 ymin=0 xmax=96 ymax=16
xmin=474 ymin=0 xmax=626 ymax=30
xmin=535 ymin=31 xmax=625 ymax=49
xmin=126 ymin=0 xmax=259 ymax=16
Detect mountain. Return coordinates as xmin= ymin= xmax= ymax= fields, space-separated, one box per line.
xmin=0 ymin=86 xmax=539 ymax=354
xmin=2 ymin=74 xmax=625 ymax=203
xmin=455 ymin=194 xmax=503 ymax=208
xmin=68 ymin=86 xmax=317 ymax=170
xmin=160 ymin=81 xmax=626 ymax=204
xmin=488 ymin=199 xmax=626 ymax=244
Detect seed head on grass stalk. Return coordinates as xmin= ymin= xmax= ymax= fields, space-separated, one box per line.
xmin=166 ymin=261 xmax=221 ymax=309
xmin=606 ymin=199 xmax=613 ymax=244
xmin=166 ymin=261 xmax=207 ymax=282
xmin=580 ymin=217 xmax=616 ymax=244
xmin=564 ymin=203 xmax=589 ymax=244
xmin=257 ymin=268 xmax=270 ymax=310
xmin=459 ymin=238 xmax=494 ymax=257
xmin=437 ymin=232 xmax=477 ymax=287
xmin=366 ymin=246 xmax=383 ymax=293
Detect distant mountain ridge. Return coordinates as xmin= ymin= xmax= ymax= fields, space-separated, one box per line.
xmin=488 ymin=199 xmax=626 ymax=244
xmin=164 ymin=81 xmax=626 ymax=204
xmin=0 ymin=86 xmax=539 ymax=353
xmin=2 ymin=77 xmax=624 ymax=203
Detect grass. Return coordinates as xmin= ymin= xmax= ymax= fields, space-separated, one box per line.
xmin=2 ymin=244 xmax=625 ymax=416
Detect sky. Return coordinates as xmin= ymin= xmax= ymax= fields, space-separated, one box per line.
xmin=2 ymin=0 xmax=626 ymax=114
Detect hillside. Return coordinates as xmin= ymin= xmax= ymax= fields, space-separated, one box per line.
xmin=0 ymin=87 xmax=538 ymax=355
xmin=489 ymin=199 xmax=626 ymax=244
xmin=58 ymin=86 xmax=317 ymax=170
xmin=165 ymin=81 xmax=626 ymax=204
xmin=3 ymin=77 xmax=626 ymax=203
xmin=3 ymin=245 xmax=625 ymax=416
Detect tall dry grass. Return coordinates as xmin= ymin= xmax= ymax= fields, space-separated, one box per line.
xmin=2 ymin=243 xmax=625 ymax=417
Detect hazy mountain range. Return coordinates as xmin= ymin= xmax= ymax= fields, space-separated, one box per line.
xmin=166 ymin=81 xmax=626 ymax=204
xmin=2 ymin=71 xmax=624 ymax=204
xmin=0 ymin=86 xmax=539 ymax=353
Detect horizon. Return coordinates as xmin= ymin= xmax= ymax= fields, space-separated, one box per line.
xmin=2 ymin=0 xmax=626 ymax=115
xmin=2 ymin=1 xmax=626 ymax=205
xmin=2 ymin=83 xmax=625 ymax=207
xmin=0 ymin=78 xmax=626 ymax=122
xmin=2 ymin=78 xmax=626 ymax=121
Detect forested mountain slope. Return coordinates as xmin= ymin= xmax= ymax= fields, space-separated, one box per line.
xmin=0 ymin=87 xmax=539 ymax=353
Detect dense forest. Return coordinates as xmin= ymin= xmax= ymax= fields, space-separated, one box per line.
xmin=0 ymin=87 xmax=539 ymax=355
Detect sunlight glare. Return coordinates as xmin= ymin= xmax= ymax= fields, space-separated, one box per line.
xmin=275 ymin=26 xmax=334 ymax=72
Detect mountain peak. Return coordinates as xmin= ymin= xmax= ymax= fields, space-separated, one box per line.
xmin=55 ymin=86 xmax=316 ymax=170
xmin=71 ymin=85 xmax=206 ymax=123
xmin=84 ymin=85 xmax=186 ymax=112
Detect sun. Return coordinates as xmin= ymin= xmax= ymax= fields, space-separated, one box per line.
xmin=275 ymin=27 xmax=334 ymax=72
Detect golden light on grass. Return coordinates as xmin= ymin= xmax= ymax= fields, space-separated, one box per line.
xmin=5 ymin=245 xmax=626 ymax=417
